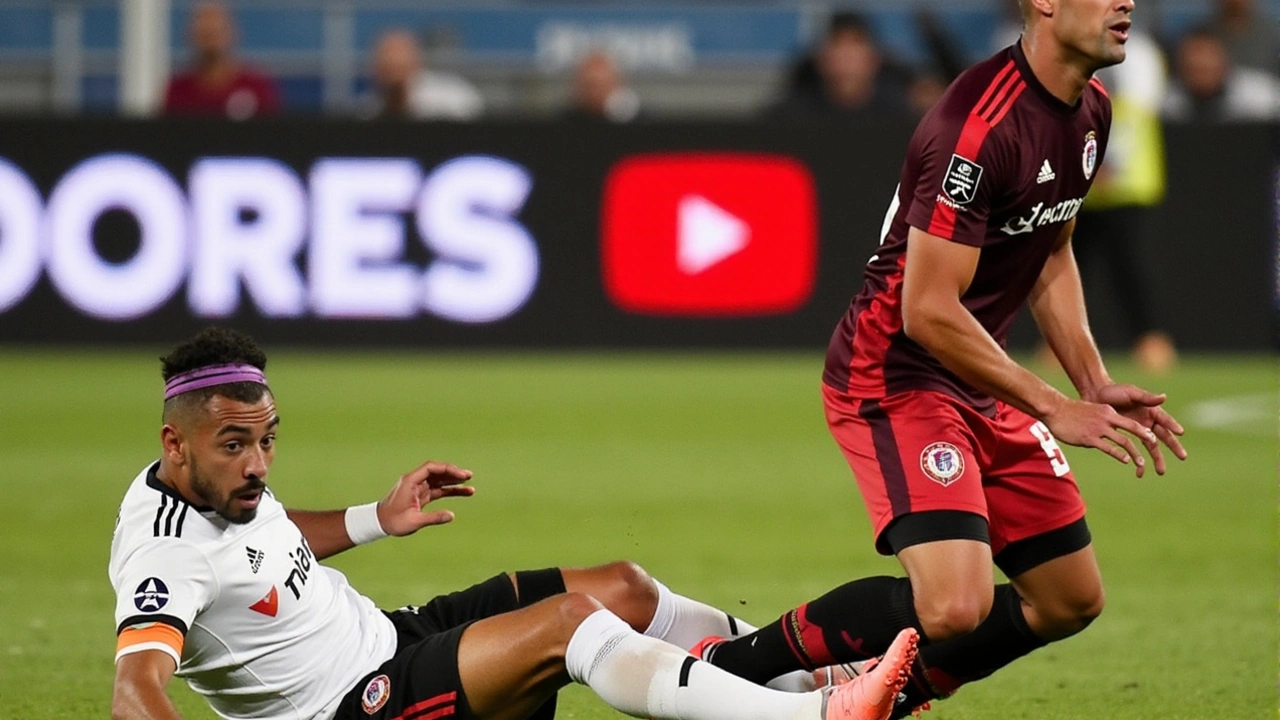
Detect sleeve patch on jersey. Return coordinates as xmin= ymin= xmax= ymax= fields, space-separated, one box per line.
xmin=942 ymin=154 xmax=984 ymax=206
xmin=132 ymin=577 xmax=171 ymax=612
xmin=116 ymin=622 xmax=184 ymax=660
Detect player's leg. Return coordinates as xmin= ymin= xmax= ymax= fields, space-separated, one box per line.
xmin=884 ymin=408 xmax=1097 ymax=717
xmin=452 ymin=593 xmax=918 ymax=720
xmin=1009 ymin=538 xmax=1104 ymax=639
xmin=403 ymin=563 xmax=745 ymax=645
xmin=883 ymin=524 xmax=1098 ymax=718
xmin=561 ymin=562 xmax=826 ymax=693
xmin=989 ymin=406 xmax=1101 ymax=643
xmin=705 ymin=390 xmax=996 ymax=685
xmin=387 ymin=568 xmax=571 ymax=720
xmin=557 ymin=562 xmax=756 ymax=648
xmin=704 ymin=527 xmax=994 ymax=686
xmin=410 ymin=563 xmax=821 ymax=696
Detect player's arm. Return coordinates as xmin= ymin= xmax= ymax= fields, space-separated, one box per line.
xmin=901 ymin=225 xmax=1159 ymax=475
xmin=1027 ymin=219 xmax=1111 ymax=397
xmin=112 ymin=650 xmax=183 ymax=720
xmin=1029 ymin=220 xmax=1188 ymax=473
xmin=287 ymin=460 xmax=476 ymax=559
xmin=901 ymin=225 xmax=1070 ymax=416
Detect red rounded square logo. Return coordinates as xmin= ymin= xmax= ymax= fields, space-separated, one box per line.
xmin=602 ymin=153 xmax=817 ymax=316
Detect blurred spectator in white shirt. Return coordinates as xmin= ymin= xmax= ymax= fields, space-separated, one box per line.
xmin=1164 ymin=26 xmax=1280 ymax=121
xmin=362 ymin=29 xmax=484 ymax=121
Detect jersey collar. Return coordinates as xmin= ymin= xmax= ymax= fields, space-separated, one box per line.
xmin=1011 ymin=39 xmax=1083 ymax=117
xmin=146 ymin=461 xmax=215 ymax=513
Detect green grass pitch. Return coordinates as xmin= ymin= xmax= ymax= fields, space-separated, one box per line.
xmin=0 ymin=350 xmax=1273 ymax=719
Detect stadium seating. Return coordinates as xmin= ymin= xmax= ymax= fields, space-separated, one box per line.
xmin=0 ymin=0 xmax=1264 ymax=116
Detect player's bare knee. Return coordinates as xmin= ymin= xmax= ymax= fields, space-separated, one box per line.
xmin=1083 ymin=586 xmax=1105 ymax=623
xmin=1059 ymin=587 xmax=1105 ymax=634
xmin=608 ymin=560 xmax=656 ymax=597
xmin=1032 ymin=586 xmax=1104 ymax=640
xmin=557 ymin=591 xmax=607 ymax=632
xmin=602 ymin=560 xmax=659 ymax=630
xmin=916 ymin=590 xmax=992 ymax=641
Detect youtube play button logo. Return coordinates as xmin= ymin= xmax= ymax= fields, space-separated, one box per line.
xmin=677 ymin=195 xmax=749 ymax=275
xmin=602 ymin=153 xmax=817 ymax=316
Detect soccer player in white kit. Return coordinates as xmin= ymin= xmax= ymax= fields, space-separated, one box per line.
xmin=109 ymin=327 xmax=920 ymax=720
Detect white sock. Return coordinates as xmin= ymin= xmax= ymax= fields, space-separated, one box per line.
xmin=642 ymin=582 xmax=816 ymax=694
xmin=567 ymin=609 xmax=824 ymax=720
xmin=644 ymin=581 xmax=757 ymax=648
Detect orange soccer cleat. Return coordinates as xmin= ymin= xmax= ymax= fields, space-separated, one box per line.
xmin=821 ymin=628 xmax=918 ymax=720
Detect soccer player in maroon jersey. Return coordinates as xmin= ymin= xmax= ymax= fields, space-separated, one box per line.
xmin=695 ymin=0 xmax=1187 ymax=717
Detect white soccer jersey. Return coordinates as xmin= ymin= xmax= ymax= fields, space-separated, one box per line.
xmin=110 ymin=462 xmax=398 ymax=720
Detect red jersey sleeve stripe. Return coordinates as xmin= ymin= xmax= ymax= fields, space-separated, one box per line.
xmin=976 ymin=69 xmax=1021 ymax=121
xmin=392 ymin=692 xmax=457 ymax=720
xmin=926 ymin=112 xmax=994 ymax=239
xmin=973 ymin=61 xmax=1017 ymax=118
xmin=926 ymin=198 xmax=959 ymax=239
xmin=1089 ymin=76 xmax=1108 ymax=97
xmin=986 ymin=81 xmax=1027 ymax=127
xmin=925 ymin=56 xmax=1031 ymax=240
xmin=979 ymin=71 xmax=1024 ymax=123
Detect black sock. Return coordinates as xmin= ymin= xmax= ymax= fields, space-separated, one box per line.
xmin=894 ymin=584 xmax=1048 ymax=712
xmin=706 ymin=576 xmax=922 ymax=684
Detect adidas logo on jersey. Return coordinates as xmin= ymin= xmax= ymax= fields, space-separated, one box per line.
xmin=246 ymin=546 xmax=265 ymax=574
xmin=1036 ymin=160 xmax=1056 ymax=184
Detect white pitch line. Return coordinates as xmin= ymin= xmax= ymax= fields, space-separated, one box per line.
xmin=1184 ymin=392 xmax=1277 ymax=438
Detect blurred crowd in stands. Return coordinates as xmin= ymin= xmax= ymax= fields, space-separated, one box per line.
xmin=52 ymin=0 xmax=1280 ymax=372
xmin=160 ymin=0 xmax=1278 ymax=124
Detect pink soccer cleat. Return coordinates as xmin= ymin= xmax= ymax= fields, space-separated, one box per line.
xmin=813 ymin=660 xmax=864 ymax=689
xmin=821 ymin=628 xmax=919 ymax=720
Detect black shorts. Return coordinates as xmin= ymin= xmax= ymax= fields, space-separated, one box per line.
xmin=334 ymin=568 xmax=567 ymax=720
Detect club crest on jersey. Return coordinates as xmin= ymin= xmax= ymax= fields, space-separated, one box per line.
xmin=943 ymin=154 xmax=983 ymax=206
xmin=133 ymin=577 xmax=170 ymax=611
xmin=920 ymin=442 xmax=965 ymax=487
xmin=1082 ymin=131 xmax=1098 ymax=179
xmin=361 ymin=675 xmax=391 ymax=714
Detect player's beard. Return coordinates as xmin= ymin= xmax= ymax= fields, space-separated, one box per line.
xmin=1091 ymin=13 xmax=1130 ymax=69
xmin=189 ymin=455 xmax=264 ymax=525
xmin=1092 ymin=34 xmax=1126 ymax=69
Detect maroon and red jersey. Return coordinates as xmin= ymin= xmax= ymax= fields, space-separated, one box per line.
xmin=824 ymin=42 xmax=1111 ymax=413
xmin=162 ymin=67 xmax=280 ymax=119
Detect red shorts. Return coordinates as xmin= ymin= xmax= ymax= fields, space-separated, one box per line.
xmin=822 ymin=384 xmax=1086 ymax=556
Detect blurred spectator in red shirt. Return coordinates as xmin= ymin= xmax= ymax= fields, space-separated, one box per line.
xmin=162 ymin=1 xmax=280 ymax=119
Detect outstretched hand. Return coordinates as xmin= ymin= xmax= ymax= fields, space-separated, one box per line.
xmin=376 ymin=461 xmax=475 ymax=536
xmin=1089 ymin=383 xmax=1188 ymax=475
xmin=1043 ymin=384 xmax=1186 ymax=478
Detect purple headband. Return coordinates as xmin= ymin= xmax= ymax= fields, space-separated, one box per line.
xmin=164 ymin=363 xmax=268 ymax=401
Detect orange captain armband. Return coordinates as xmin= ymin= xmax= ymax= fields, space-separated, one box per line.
xmin=116 ymin=621 xmax=185 ymax=664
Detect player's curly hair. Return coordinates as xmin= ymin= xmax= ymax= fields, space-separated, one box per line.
xmin=161 ymin=326 xmax=269 ymax=406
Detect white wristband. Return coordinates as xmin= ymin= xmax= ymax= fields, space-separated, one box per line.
xmin=344 ymin=502 xmax=387 ymax=546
